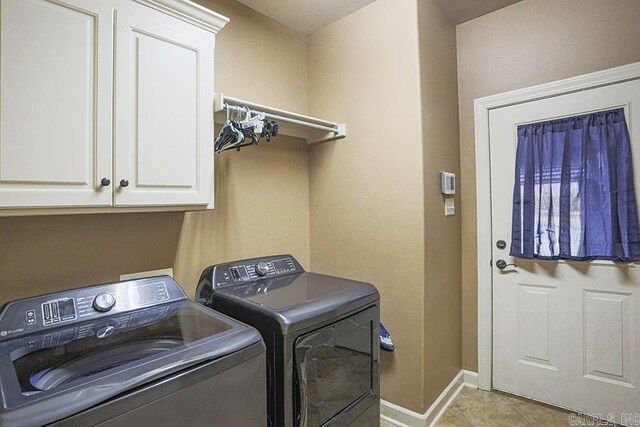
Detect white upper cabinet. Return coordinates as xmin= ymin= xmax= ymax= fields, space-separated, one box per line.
xmin=114 ymin=1 xmax=214 ymax=206
xmin=0 ymin=0 xmax=228 ymax=213
xmin=0 ymin=0 xmax=113 ymax=208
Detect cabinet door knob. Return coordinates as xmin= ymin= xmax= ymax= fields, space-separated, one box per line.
xmin=120 ymin=179 xmax=130 ymax=188
xmin=100 ymin=178 xmax=111 ymax=187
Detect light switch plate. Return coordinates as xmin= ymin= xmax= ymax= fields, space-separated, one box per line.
xmin=445 ymin=198 xmax=455 ymax=216
xmin=120 ymin=268 xmax=174 ymax=281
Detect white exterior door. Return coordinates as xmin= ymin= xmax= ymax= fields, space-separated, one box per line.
xmin=0 ymin=0 xmax=113 ymax=208
xmin=490 ymin=78 xmax=640 ymax=424
xmin=114 ymin=0 xmax=214 ymax=207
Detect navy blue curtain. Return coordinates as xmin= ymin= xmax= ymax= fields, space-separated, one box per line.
xmin=510 ymin=108 xmax=640 ymax=262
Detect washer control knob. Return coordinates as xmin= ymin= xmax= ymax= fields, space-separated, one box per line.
xmin=255 ymin=262 xmax=270 ymax=276
xmin=95 ymin=325 xmax=116 ymax=339
xmin=93 ymin=293 xmax=116 ymax=312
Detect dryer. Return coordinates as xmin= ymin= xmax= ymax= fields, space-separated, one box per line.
xmin=0 ymin=276 xmax=266 ymax=427
xmin=196 ymin=255 xmax=380 ymax=427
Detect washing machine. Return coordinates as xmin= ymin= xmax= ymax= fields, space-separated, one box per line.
xmin=196 ymin=255 xmax=380 ymax=427
xmin=0 ymin=275 xmax=266 ymax=427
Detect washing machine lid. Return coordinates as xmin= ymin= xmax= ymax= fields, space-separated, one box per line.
xmin=0 ymin=278 xmax=262 ymax=427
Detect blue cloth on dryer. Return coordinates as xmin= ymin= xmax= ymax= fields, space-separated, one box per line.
xmin=380 ymin=322 xmax=394 ymax=352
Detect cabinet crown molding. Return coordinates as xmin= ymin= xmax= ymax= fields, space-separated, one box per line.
xmin=133 ymin=0 xmax=229 ymax=33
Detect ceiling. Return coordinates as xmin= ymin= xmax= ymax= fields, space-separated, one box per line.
xmin=434 ymin=0 xmax=524 ymax=24
xmin=234 ymin=0 xmax=377 ymax=35
xmin=234 ymin=0 xmax=524 ymax=35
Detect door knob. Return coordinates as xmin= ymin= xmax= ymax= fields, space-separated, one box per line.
xmin=120 ymin=179 xmax=129 ymax=188
xmin=496 ymin=259 xmax=517 ymax=270
xmin=100 ymin=178 xmax=111 ymax=187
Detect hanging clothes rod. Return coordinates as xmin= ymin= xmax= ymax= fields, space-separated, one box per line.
xmin=223 ymin=104 xmax=338 ymax=134
xmin=214 ymin=93 xmax=347 ymax=144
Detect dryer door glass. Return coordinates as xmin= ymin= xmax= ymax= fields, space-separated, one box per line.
xmin=293 ymin=307 xmax=375 ymax=426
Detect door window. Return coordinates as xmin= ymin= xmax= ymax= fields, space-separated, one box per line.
xmin=510 ymin=108 xmax=640 ymax=261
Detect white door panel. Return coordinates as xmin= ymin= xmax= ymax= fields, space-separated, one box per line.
xmin=114 ymin=0 xmax=214 ymax=206
xmin=0 ymin=0 xmax=113 ymax=207
xmin=490 ymin=79 xmax=640 ymax=424
xmin=584 ymin=290 xmax=632 ymax=384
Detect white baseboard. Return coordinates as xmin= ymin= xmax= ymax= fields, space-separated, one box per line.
xmin=462 ymin=370 xmax=478 ymax=388
xmin=380 ymin=370 xmax=477 ymax=427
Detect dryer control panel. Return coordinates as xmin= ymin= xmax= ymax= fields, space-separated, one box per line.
xmin=202 ymin=255 xmax=304 ymax=290
xmin=0 ymin=276 xmax=187 ymax=341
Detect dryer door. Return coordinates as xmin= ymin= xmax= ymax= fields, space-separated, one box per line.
xmin=293 ymin=306 xmax=378 ymax=426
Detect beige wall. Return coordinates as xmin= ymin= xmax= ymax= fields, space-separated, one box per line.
xmin=308 ymin=0 xmax=426 ymax=411
xmin=197 ymin=0 xmax=308 ymax=113
xmin=418 ymin=0 xmax=462 ymax=407
xmin=173 ymin=0 xmax=311 ymax=294
xmin=457 ymin=0 xmax=640 ymax=371
xmin=308 ymin=0 xmax=462 ymax=412
xmin=173 ymin=136 xmax=311 ymax=296
xmin=0 ymin=213 xmax=182 ymax=302
xmin=0 ymin=0 xmax=311 ymax=305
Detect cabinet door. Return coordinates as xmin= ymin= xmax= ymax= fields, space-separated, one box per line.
xmin=0 ymin=0 xmax=113 ymax=208
xmin=114 ymin=1 xmax=214 ymax=207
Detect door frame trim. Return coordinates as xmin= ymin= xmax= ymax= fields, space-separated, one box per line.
xmin=473 ymin=61 xmax=640 ymax=391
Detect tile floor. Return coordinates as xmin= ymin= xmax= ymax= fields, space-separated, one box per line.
xmin=381 ymin=386 xmax=614 ymax=426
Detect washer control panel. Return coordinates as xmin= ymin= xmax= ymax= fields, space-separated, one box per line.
xmin=206 ymin=255 xmax=303 ymax=289
xmin=0 ymin=276 xmax=186 ymax=341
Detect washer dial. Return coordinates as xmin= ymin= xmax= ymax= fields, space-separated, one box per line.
xmin=93 ymin=293 xmax=116 ymax=313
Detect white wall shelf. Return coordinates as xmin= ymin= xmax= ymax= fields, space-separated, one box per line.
xmin=214 ymin=93 xmax=347 ymax=144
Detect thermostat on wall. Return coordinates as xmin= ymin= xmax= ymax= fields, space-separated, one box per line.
xmin=441 ymin=172 xmax=455 ymax=195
